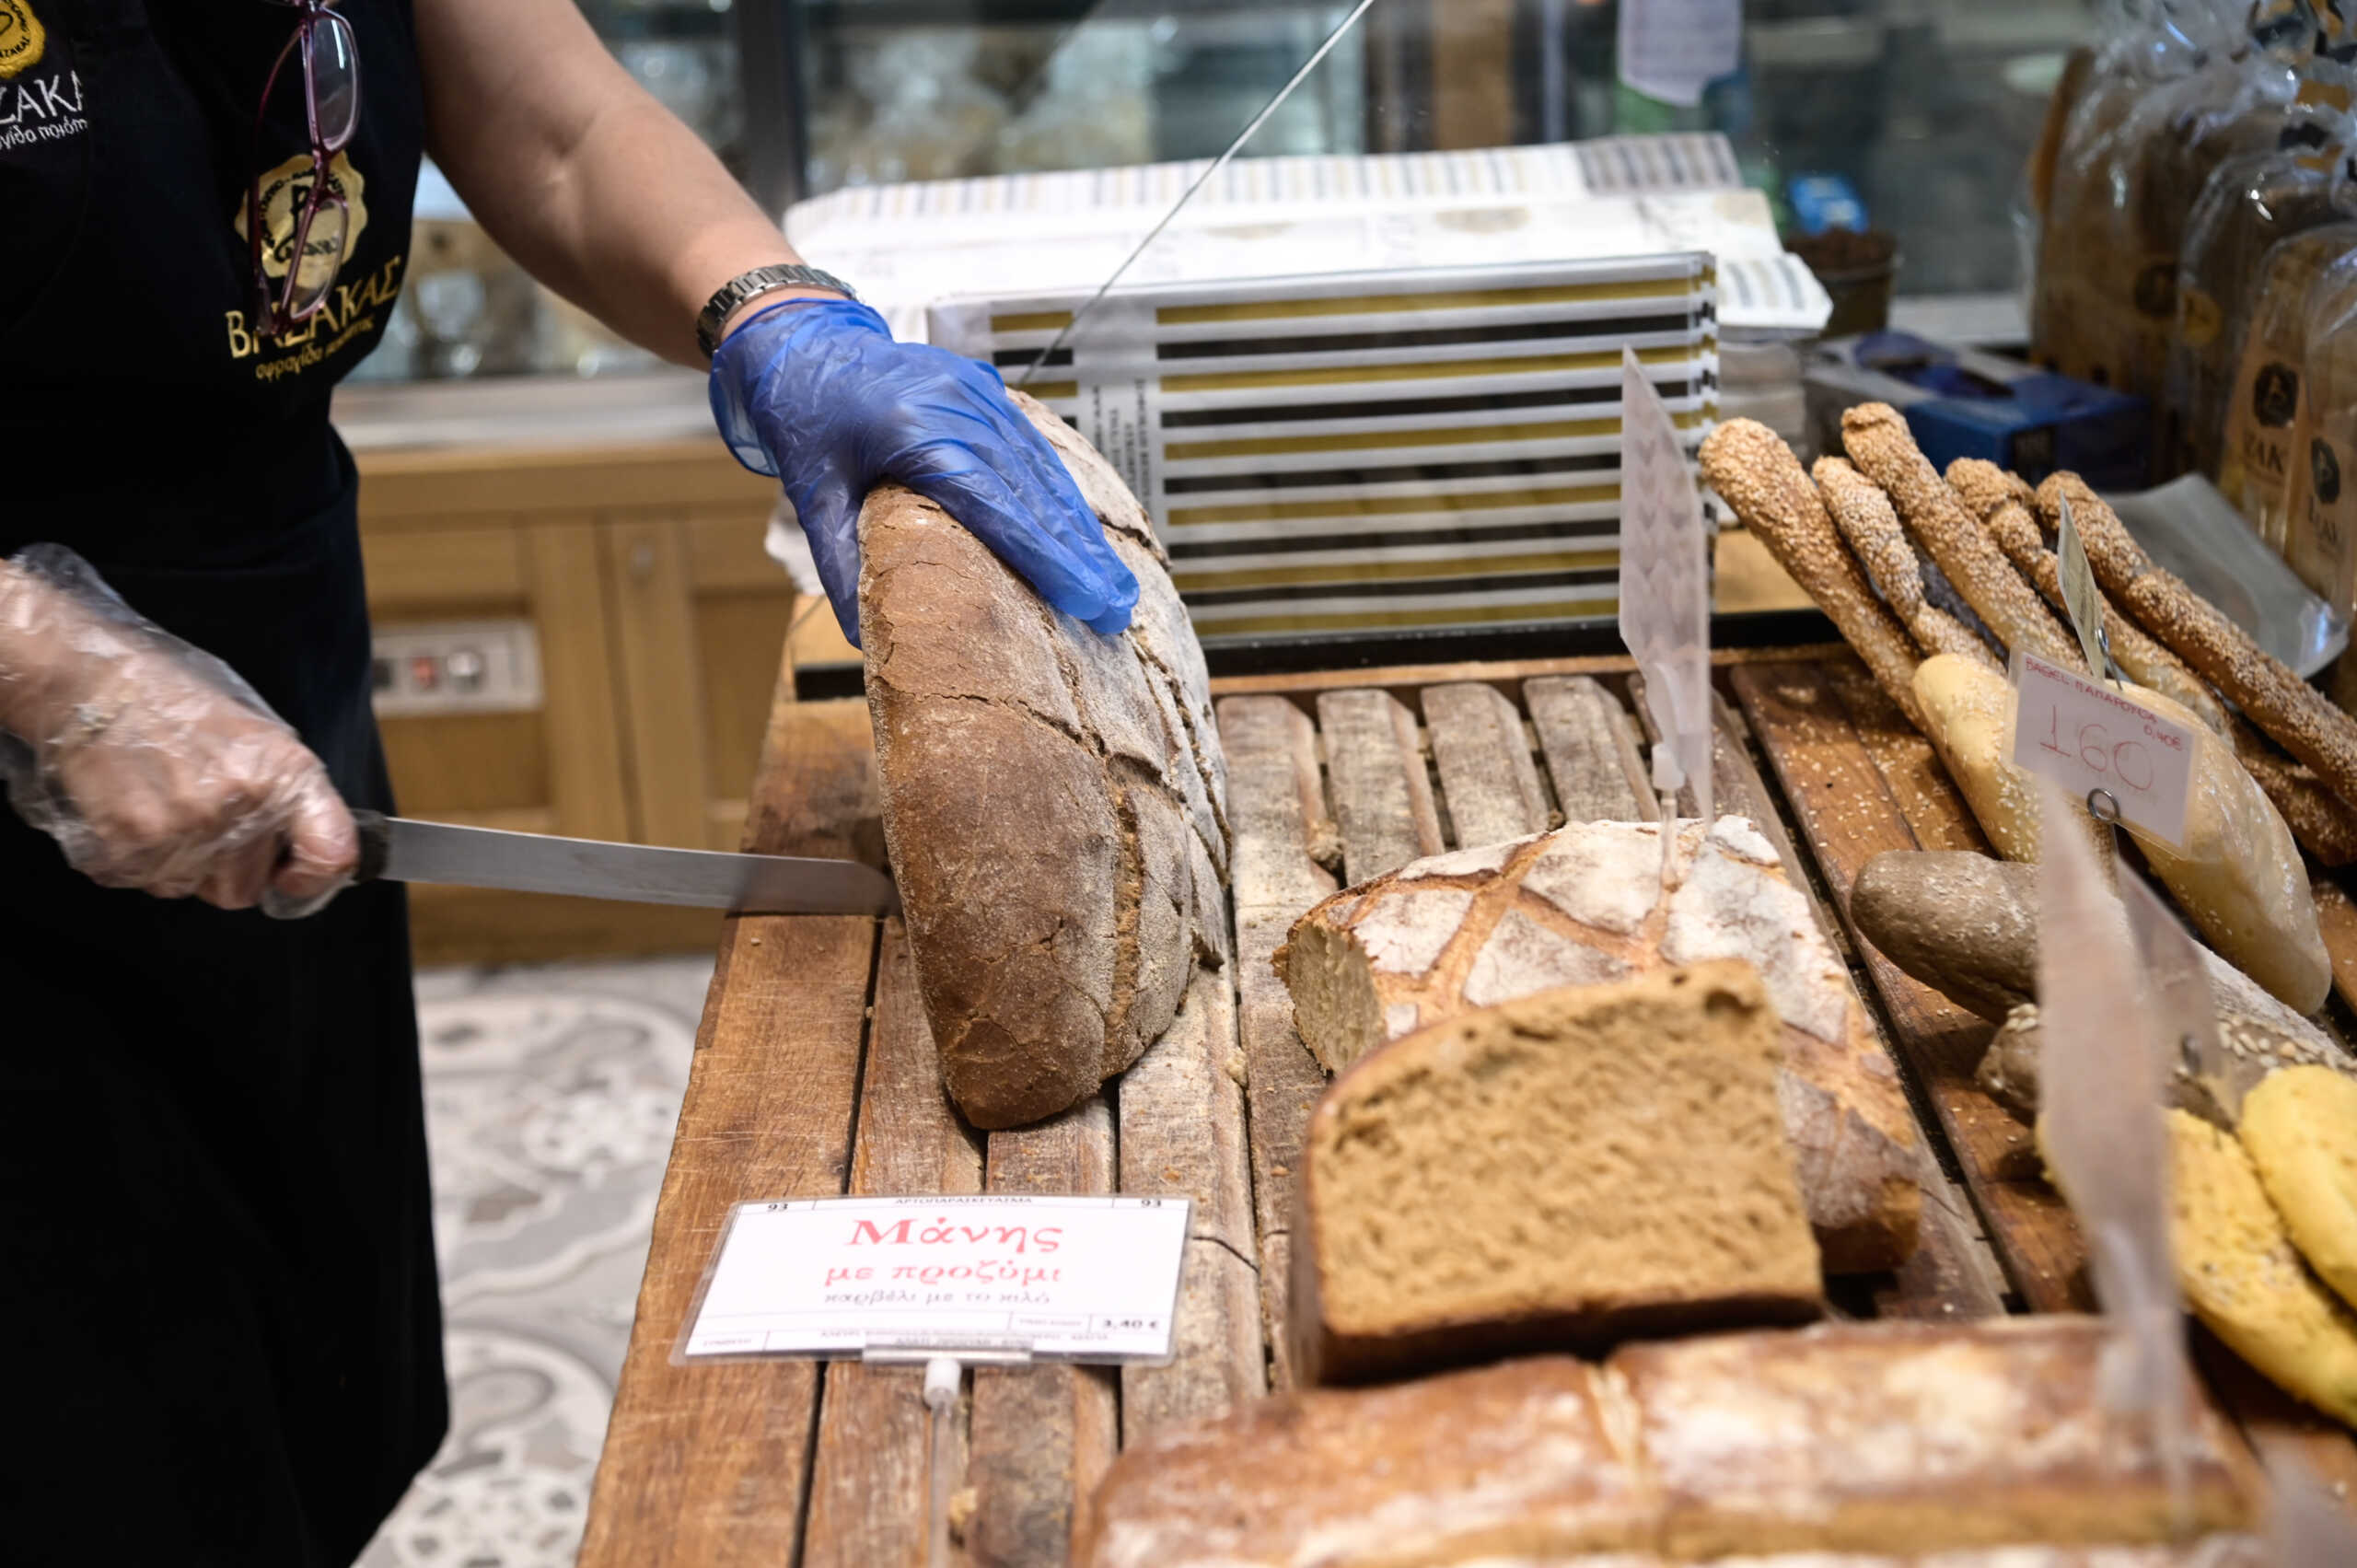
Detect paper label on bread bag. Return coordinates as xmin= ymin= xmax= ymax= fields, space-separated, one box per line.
xmin=2010 ymin=650 xmax=2195 ymax=849
xmin=679 ymin=1194 xmax=1190 ymax=1363
xmin=2288 ymin=428 xmax=2357 ymax=612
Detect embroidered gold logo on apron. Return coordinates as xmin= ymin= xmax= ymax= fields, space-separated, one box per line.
xmin=234 ymin=149 xmax=371 ymax=295
xmin=0 ymin=0 xmax=45 ymax=80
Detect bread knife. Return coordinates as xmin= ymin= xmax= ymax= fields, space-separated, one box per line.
xmin=347 ymin=809 xmax=898 ymax=916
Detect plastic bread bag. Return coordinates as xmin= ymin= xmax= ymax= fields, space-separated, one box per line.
xmin=2282 ymin=240 xmax=2357 ymax=612
xmin=2035 ymin=0 xmax=2301 ymax=417
xmin=2215 ymin=221 xmax=2357 ymax=548
xmin=2166 ymin=77 xmax=2357 ymax=480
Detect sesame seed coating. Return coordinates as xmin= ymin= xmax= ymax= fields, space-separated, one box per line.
xmin=1841 ymin=403 xmax=2085 ymax=673
xmin=1700 ymin=419 xmax=1926 ymax=730
xmin=1815 ymin=455 xmax=1999 ymax=670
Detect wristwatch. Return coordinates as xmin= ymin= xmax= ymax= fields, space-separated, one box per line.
xmin=696 ymin=264 xmax=858 ymax=358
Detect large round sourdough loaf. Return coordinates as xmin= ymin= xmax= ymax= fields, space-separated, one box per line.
xmin=856 ymin=391 xmax=1230 ymax=1129
xmin=1276 ymin=816 xmax=1921 ymax=1272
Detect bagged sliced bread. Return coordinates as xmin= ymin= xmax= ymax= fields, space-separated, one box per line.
xmin=1290 ymin=961 xmax=1823 ymax=1386
xmin=1277 ymin=816 xmax=1919 ymax=1271
xmin=857 ymin=390 xmax=1230 ymax=1129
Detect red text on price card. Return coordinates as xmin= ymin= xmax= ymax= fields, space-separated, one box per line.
xmin=2009 ymin=650 xmax=2195 ymax=849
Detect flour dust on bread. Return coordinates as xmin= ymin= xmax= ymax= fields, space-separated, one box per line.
xmin=856 ymin=390 xmax=1230 ymax=1129
xmin=1278 ymin=816 xmax=1921 ymax=1271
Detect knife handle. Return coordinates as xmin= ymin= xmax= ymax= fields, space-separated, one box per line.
xmin=352 ymin=808 xmax=392 ymax=885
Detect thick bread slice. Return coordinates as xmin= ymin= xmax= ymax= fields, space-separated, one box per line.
xmin=1617 ymin=1318 xmax=2258 ymax=1560
xmin=2240 ymin=1065 xmax=2357 ymax=1309
xmin=1910 ymin=654 xmax=2328 ymax=1013
xmin=2167 ymin=1107 xmax=2357 ymax=1426
xmin=1279 ymin=817 xmax=1920 ymax=1272
xmin=1291 ymin=962 xmax=1823 ymax=1386
xmin=1070 ymin=1356 xmax=1657 ymax=1568
xmin=857 ymin=390 xmax=1229 ymax=1129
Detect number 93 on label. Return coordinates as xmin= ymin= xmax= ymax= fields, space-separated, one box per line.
xmin=2008 ymin=651 xmax=2195 ymax=850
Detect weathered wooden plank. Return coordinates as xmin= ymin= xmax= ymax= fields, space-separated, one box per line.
xmin=748 ymin=694 xmax=887 ymax=866
xmin=968 ymin=1101 xmax=1119 ymax=1568
xmin=1215 ymin=695 xmax=1340 ymax=1393
xmin=1730 ymin=660 xmax=2084 ymax=1314
xmin=1120 ymin=966 xmax=1265 ymax=1441
xmin=1525 ymin=674 xmax=1649 ymax=823
xmin=575 ymin=914 xmax=878 ymax=1568
xmin=1203 ymin=641 xmax=1851 ymax=702
xmin=802 ymin=923 xmax=985 ymax=1568
xmin=1315 ymin=689 xmax=1444 ymax=882
xmin=1422 ymin=680 xmax=1551 ymax=848
xmin=1820 ymin=662 xmax=1991 ymax=856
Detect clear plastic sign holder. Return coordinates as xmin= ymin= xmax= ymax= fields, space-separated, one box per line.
xmin=2034 ymin=777 xmax=2197 ymax=1530
xmin=1618 ymin=343 xmax=1713 ymax=886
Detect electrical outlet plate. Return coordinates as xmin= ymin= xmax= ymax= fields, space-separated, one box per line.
xmin=371 ymin=619 xmax=542 ymax=717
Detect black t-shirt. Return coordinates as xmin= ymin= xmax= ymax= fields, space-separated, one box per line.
xmin=0 ymin=0 xmax=423 ymax=557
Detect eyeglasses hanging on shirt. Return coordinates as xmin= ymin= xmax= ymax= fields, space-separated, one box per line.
xmin=247 ymin=0 xmax=359 ymax=340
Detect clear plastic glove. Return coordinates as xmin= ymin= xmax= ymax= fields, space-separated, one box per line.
xmin=0 ymin=545 xmax=357 ymax=914
xmin=709 ymin=298 xmax=1139 ymax=646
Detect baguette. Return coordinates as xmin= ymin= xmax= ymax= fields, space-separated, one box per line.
xmin=1814 ymin=456 xmax=2000 ymax=668
xmin=1701 ymin=419 xmax=1927 ymax=728
xmin=1909 ymin=655 xmax=2328 ymax=1012
xmin=2039 ymin=470 xmax=2357 ymax=810
xmin=1840 ymin=404 xmax=2084 ymax=671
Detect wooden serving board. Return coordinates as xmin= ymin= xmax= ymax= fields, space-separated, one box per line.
xmin=578 ymin=644 xmax=2351 ymax=1567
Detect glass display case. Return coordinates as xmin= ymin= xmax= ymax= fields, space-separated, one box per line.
xmin=351 ymin=2 xmax=2090 ymax=388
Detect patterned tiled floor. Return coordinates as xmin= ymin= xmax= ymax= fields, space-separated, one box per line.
xmin=358 ymin=956 xmax=714 ymax=1568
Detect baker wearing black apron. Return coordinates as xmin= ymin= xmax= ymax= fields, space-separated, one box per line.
xmin=1 ymin=1 xmax=443 ymax=1562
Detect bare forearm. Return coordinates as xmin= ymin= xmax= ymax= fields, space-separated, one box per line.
xmin=414 ymin=0 xmax=824 ymax=366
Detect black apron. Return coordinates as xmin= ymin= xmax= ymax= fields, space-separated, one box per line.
xmin=0 ymin=2 xmax=444 ymax=1562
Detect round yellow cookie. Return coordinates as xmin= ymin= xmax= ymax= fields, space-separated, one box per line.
xmin=2240 ymin=1064 xmax=2357 ymax=1311
xmin=2166 ymin=1108 xmax=2357 ymax=1427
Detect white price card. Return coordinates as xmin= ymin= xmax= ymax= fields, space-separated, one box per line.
xmin=676 ymin=1195 xmax=1190 ymax=1364
xmin=2010 ymin=650 xmax=2195 ymax=849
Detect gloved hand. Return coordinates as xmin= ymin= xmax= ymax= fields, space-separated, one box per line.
xmin=709 ymin=298 xmax=1138 ymax=646
xmin=0 ymin=545 xmax=357 ymax=914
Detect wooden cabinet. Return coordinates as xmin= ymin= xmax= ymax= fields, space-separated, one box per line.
xmin=355 ymin=436 xmax=793 ymax=965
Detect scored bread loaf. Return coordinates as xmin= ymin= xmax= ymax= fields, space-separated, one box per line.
xmin=1277 ymin=816 xmax=1920 ymax=1271
xmin=1291 ymin=962 xmax=1823 ymax=1386
xmin=1073 ymin=1321 xmax=2261 ymax=1568
xmin=857 ymin=390 xmax=1230 ymax=1129
xmin=1070 ymin=1356 xmax=1656 ymax=1568
xmin=1619 ymin=1318 xmax=2258 ymax=1560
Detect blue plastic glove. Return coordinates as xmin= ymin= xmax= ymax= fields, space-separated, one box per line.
xmin=709 ymin=299 xmax=1139 ymax=646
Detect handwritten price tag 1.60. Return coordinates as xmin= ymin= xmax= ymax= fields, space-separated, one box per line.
xmin=2010 ymin=650 xmax=2195 ymax=849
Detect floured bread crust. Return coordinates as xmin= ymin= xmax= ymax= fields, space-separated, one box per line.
xmin=857 ymin=390 xmax=1230 ymax=1129
xmin=1277 ymin=816 xmax=1920 ymax=1271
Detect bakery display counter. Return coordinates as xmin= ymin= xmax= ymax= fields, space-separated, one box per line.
xmin=576 ymin=630 xmax=2357 ymax=1565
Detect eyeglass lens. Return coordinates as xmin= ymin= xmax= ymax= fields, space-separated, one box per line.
xmin=306 ymin=13 xmax=357 ymax=150
xmin=282 ymin=195 xmax=350 ymax=320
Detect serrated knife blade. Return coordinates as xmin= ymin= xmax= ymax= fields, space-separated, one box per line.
xmin=353 ymin=810 xmax=897 ymax=916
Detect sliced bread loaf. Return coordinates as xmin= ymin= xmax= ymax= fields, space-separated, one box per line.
xmin=857 ymin=391 xmax=1229 ymax=1129
xmin=1279 ymin=816 xmax=1919 ymax=1271
xmin=1291 ymin=961 xmax=1823 ymax=1385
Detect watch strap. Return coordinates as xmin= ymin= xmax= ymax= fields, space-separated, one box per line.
xmin=697 ymin=263 xmax=857 ymax=357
